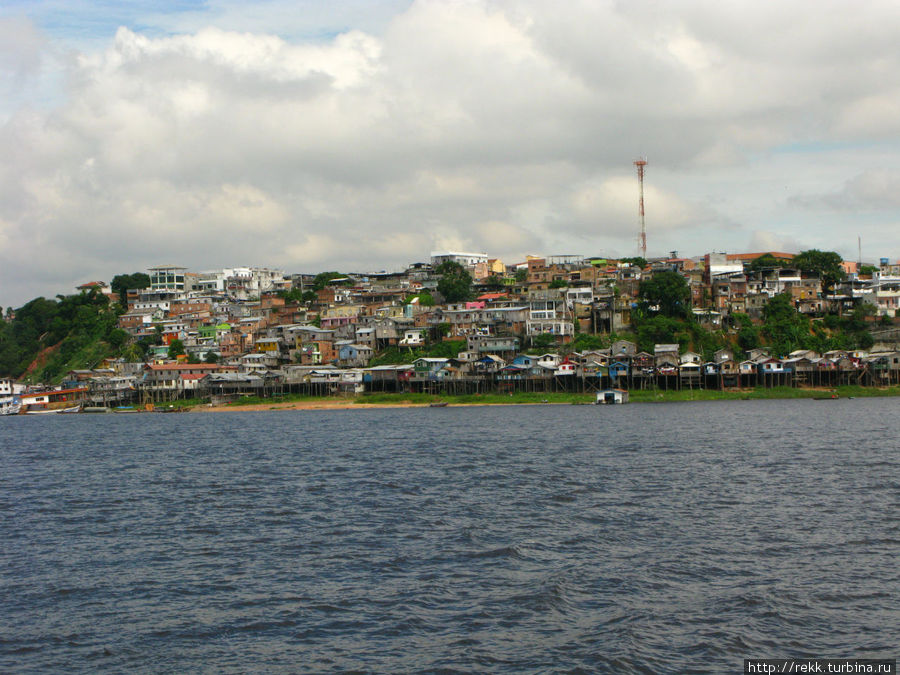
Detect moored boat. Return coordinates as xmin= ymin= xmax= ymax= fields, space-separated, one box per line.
xmin=1 ymin=401 xmax=21 ymax=416
xmin=25 ymin=404 xmax=82 ymax=415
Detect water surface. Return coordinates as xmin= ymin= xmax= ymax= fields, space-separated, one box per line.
xmin=2 ymin=399 xmax=898 ymax=673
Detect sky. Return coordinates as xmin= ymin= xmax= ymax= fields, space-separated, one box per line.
xmin=2 ymin=0 xmax=900 ymax=308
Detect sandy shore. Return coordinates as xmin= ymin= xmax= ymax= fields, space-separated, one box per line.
xmin=191 ymin=400 xmax=431 ymax=412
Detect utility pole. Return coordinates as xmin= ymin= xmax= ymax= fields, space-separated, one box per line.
xmin=634 ymin=158 xmax=648 ymax=258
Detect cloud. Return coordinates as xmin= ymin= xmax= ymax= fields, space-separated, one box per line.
xmin=796 ymin=169 xmax=900 ymax=211
xmin=2 ymin=0 xmax=900 ymax=306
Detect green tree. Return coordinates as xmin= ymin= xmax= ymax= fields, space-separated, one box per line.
xmin=761 ymin=293 xmax=810 ymax=356
xmin=620 ymin=257 xmax=647 ymax=269
xmin=749 ymin=253 xmax=790 ymax=272
xmin=204 ymin=351 xmax=220 ymax=363
xmin=435 ymin=261 xmax=473 ymax=303
xmin=530 ymin=333 xmax=556 ymax=350
xmin=515 ymin=268 xmax=528 ymax=283
xmin=405 ymin=292 xmax=435 ymax=306
xmin=482 ymin=275 xmax=505 ymax=290
xmin=312 ymin=272 xmax=350 ymax=291
xmin=122 ymin=342 xmax=144 ymax=362
xmin=859 ymin=265 xmax=879 ymax=277
xmin=168 ymin=339 xmax=185 ymax=360
xmin=638 ymin=270 xmax=691 ymax=318
xmin=110 ymin=272 xmax=151 ymax=306
xmin=793 ymin=249 xmax=846 ymax=293
xmin=549 ymin=279 xmax=568 ymax=289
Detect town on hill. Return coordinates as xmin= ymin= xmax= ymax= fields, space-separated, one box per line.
xmin=1 ymin=249 xmax=899 ymax=410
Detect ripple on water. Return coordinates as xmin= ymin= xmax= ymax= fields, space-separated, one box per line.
xmin=0 ymin=400 xmax=898 ymax=673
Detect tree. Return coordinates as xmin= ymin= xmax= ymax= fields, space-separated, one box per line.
xmin=793 ymin=249 xmax=846 ymax=293
xmin=514 ymin=268 xmax=528 ymax=282
xmin=620 ymin=256 xmax=647 ymax=269
xmin=638 ymin=270 xmax=691 ymax=318
xmin=111 ymin=272 xmax=151 ymax=306
xmin=406 ymin=292 xmax=435 ymax=307
xmin=860 ymin=265 xmax=879 ymax=277
xmin=482 ymin=275 xmax=505 ymax=290
xmin=549 ymin=279 xmax=568 ymax=289
xmin=762 ymin=293 xmax=810 ymax=357
xmin=435 ymin=261 xmax=473 ymax=303
xmin=749 ymin=253 xmax=790 ymax=272
xmin=204 ymin=351 xmax=220 ymax=363
xmin=530 ymin=333 xmax=556 ymax=350
xmin=312 ymin=272 xmax=350 ymax=291
xmin=168 ymin=339 xmax=185 ymax=360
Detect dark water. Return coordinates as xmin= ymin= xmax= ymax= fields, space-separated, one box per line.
xmin=1 ymin=399 xmax=898 ymax=674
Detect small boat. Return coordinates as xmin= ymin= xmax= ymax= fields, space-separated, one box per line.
xmin=0 ymin=402 xmax=21 ymax=416
xmin=429 ymin=401 xmax=448 ymax=407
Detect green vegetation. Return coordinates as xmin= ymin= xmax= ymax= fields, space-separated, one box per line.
xmin=279 ymin=287 xmax=319 ymax=303
xmin=748 ymin=254 xmax=792 ymax=271
xmin=859 ymin=264 xmax=879 ymax=276
xmin=312 ymin=271 xmax=352 ymax=291
xmin=793 ymin=249 xmax=846 ymax=292
xmin=629 ymin=385 xmax=900 ymax=403
xmin=435 ymin=261 xmax=473 ymax=303
xmin=549 ymin=279 xmax=568 ymax=289
xmin=167 ymin=339 xmax=186 ymax=360
xmin=110 ymin=272 xmax=150 ymax=305
xmin=368 ymin=339 xmax=466 ymax=366
xmin=638 ymin=270 xmax=690 ymax=318
xmin=356 ymin=391 xmax=595 ymax=405
xmin=0 ymin=289 xmax=124 ymax=383
xmin=355 ymin=385 xmax=900 ymax=406
xmin=619 ymin=257 xmax=647 ymax=269
xmin=405 ymin=292 xmax=435 ymax=306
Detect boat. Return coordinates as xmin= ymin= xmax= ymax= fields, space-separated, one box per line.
xmin=595 ymin=389 xmax=629 ymax=405
xmin=1 ymin=401 xmax=21 ymax=416
xmin=429 ymin=401 xmax=448 ymax=407
xmin=25 ymin=404 xmax=82 ymax=415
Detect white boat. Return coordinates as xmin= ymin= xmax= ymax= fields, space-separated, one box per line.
xmin=25 ymin=404 xmax=82 ymax=415
xmin=0 ymin=401 xmax=21 ymax=416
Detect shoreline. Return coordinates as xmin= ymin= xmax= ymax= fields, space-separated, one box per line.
xmin=188 ymin=385 xmax=900 ymax=413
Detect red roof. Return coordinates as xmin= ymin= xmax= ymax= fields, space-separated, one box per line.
xmin=179 ymin=373 xmax=207 ymax=381
xmin=477 ymin=292 xmax=509 ymax=300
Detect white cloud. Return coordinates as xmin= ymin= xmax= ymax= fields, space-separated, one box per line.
xmin=2 ymin=0 xmax=900 ymax=306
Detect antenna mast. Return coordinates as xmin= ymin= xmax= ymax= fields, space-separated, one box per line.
xmin=634 ymin=158 xmax=648 ymax=258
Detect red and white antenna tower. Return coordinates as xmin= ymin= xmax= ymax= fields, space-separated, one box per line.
xmin=634 ymin=158 xmax=648 ymax=257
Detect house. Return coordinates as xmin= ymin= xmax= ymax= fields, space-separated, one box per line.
xmin=611 ymin=340 xmax=637 ymax=356
xmin=466 ymin=334 xmax=520 ymax=354
xmin=399 ymin=328 xmax=426 ymax=348
xmin=654 ymin=344 xmax=680 ymax=369
xmin=555 ymin=358 xmax=577 ymax=376
xmin=474 ymin=355 xmax=506 ymax=374
xmin=413 ymin=357 xmax=449 ymax=378
xmin=714 ymin=349 xmax=734 ymax=364
xmin=338 ymin=343 xmax=374 ymax=368
xmin=536 ymin=353 xmax=561 ymax=369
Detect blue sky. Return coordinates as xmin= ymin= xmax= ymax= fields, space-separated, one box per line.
xmin=1 ymin=0 xmax=899 ymax=307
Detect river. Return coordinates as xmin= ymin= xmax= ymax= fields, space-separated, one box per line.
xmin=2 ymin=399 xmax=898 ymax=673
